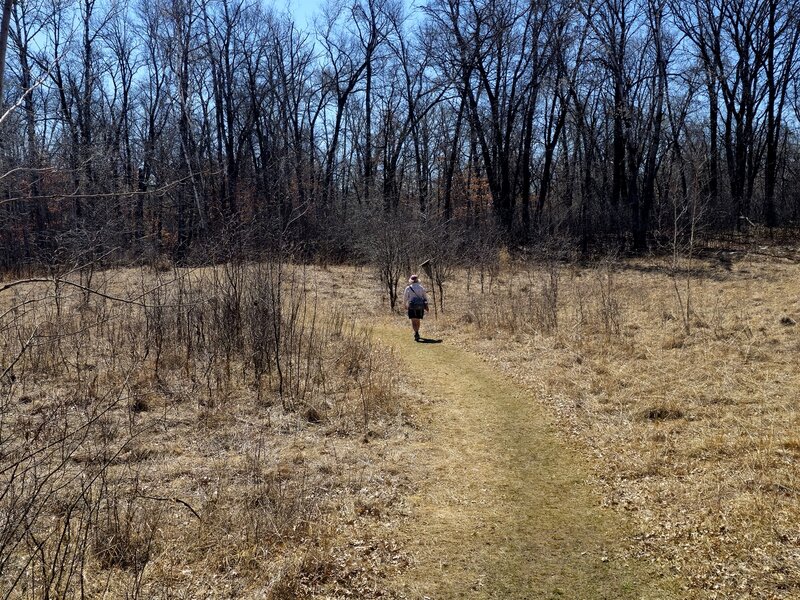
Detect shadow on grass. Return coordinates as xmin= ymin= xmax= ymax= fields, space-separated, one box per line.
xmin=416 ymin=337 xmax=443 ymax=344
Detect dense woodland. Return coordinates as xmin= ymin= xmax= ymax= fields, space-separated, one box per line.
xmin=1 ymin=0 xmax=799 ymax=270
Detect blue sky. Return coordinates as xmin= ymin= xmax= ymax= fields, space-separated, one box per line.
xmin=277 ymin=0 xmax=324 ymax=26
xmin=276 ymin=0 xmax=423 ymax=29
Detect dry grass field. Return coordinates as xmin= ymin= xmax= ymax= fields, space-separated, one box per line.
xmin=417 ymin=246 xmax=800 ymax=599
xmin=0 ymin=263 xmax=417 ymax=598
xmin=1 ymin=245 xmax=799 ymax=599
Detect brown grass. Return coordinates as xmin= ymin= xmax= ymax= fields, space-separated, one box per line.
xmin=0 ymin=263 xmax=412 ymax=598
xmin=3 ymin=252 xmax=799 ymax=598
xmin=419 ymin=250 xmax=800 ymax=599
xmin=374 ymin=322 xmax=683 ymax=599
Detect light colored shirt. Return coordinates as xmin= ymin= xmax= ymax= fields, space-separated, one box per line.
xmin=403 ymin=282 xmax=429 ymax=308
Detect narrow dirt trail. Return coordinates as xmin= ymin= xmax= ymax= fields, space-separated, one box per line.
xmin=376 ymin=320 xmax=682 ymax=599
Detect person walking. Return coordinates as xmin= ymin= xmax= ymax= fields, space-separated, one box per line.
xmin=403 ymin=274 xmax=429 ymax=342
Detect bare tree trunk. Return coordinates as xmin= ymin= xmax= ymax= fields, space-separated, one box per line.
xmin=0 ymin=0 xmax=13 ymax=110
xmin=10 ymin=3 xmax=45 ymax=238
xmin=443 ymin=97 xmax=466 ymax=221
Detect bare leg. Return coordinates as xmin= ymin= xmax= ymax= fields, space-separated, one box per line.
xmin=411 ymin=318 xmax=421 ymax=334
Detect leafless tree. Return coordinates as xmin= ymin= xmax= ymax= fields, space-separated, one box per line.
xmin=1 ymin=0 xmax=799 ymax=271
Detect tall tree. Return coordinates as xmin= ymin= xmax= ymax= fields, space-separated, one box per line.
xmin=0 ymin=0 xmax=14 ymax=113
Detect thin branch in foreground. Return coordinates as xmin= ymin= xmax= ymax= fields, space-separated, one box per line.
xmin=137 ymin=495 xmax=202 ymax=521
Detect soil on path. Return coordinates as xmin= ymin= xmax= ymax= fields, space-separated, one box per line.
xmin=375 ymin=319 xmax=684 ymax=599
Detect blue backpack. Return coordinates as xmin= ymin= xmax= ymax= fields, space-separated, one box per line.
xmin=408 ymin=287 xmax=426 ymax=308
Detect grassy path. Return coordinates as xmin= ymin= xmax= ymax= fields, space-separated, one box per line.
xmin=375 ymin=319 xmax=682 ymax=599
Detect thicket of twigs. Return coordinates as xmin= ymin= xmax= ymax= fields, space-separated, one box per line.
xmin=0 ymin=258 xmax=406 ymax=598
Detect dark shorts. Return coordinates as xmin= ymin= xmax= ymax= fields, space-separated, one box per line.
xmin=408 ymin=307 xmax=425 ymax=319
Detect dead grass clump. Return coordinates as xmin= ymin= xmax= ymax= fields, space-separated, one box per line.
xmin=640 ymin=406 xmax=685 ymax=421
xmin=781 ymin=439 xmax=800 ymax=454
xmin=262 ymin=555 xmax=315 ymax=599
xmin=592 ymin=268 xmax=623 ymax=335
xmin=122 ymin=443 xmax=156 ymax=463
xmin=459 ymin=311 xmax=475 ymax=325
xmin=94 ymin=496 xmax=160 ymax=571
xmin=235 ymin=467 xmax=320 ymax=541
xmin=260 ymin=543 xmax=345 ymax=600
xmin=129 ymin=394 xmax=150 ymax=413
xmin=661 ymin=334 xmax=686 ymax=349
xmin=304 ymin=405 xmax=322 ymax=423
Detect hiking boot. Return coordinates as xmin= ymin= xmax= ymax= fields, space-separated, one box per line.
xmin=414 ymin=332 xmax=420 ymax=342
